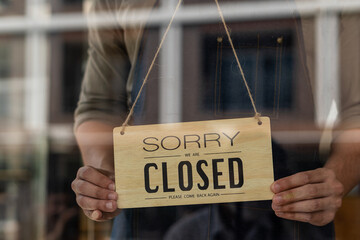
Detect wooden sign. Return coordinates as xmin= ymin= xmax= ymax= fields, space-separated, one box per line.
xmin=113 ymin=117 xmax=274 ymax=209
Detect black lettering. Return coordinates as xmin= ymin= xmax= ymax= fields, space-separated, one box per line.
xmin=162 ymin=162 xmax=175 ymax=192
xmin=178 ymin=161 xmax=193 ymax=191
xmin=143 ymin=137 xmax=160 ymax=152
xmin=161 ymin=136 xmax=181 ymax=151
xmin=196 ymin=160 xmax=209 ymax=190
xmin=144 ymin=163 xmax=159 ymax=193
xmin=184 ymin=134 xmax=201 ymax=149
xmin=222 ymin=131 xmax=240 ymax=146
xmin=228 ymin=158 xmax=244 ymax=188
xmin=212 ymin=159 xmax=225 ymax=189
xmin=204 ymin=133 xmax=221 ymax=148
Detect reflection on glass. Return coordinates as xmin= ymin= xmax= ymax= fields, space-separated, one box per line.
xmin=49 ymin=31 xmax=87 ymax=123
xmin=51 ymin=0 xmax=83 ymax=13
xmin=183 ymin=0 xmax=287 ymax=5
xmin=202 ymin=31 xmax=294 ymax=115
xmin=72 ymin=1 xmax=360 ymax=239
xmin=0 ymin=1 xmax=358 ymax=240
xmin=0 ymin=146 xmax=35 ymax=239
xmin=0 ymin=35 xmax=24 ymax=127
xmin=0 ymin=0 xmax=24 ymax=16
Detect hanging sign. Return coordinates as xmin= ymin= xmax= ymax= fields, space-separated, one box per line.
xmin=113 ymin=117 xmax=274 ymax=209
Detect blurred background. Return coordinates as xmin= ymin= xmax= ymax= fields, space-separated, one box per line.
xmin=0 ymin=0 xmax=359 ymax=239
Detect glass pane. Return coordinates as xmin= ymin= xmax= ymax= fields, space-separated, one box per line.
xmin=72 ymin=2 xmax=360 ymax=240
xmin=0 ymin=1 xmax=359 ymax=240
xmin=0 ymin=0 xmax=24 ymax=16
xmin=49 ymin=31 xmax=87 ymax=123
xmin=51 ymin=0 xmax=83 ymax=13
xmin=0 ymin=144 xmax=37 ymax=239
xmin=200 ymin=25 xmax=294 ymax=114
xmin=183 ymin=0 xmax=287 ymax=5
xmin=0 ymin=35 xmax=25 ymax=128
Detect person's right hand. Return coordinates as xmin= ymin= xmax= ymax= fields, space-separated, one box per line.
xmin=71 ymin=166 xmax=121 ymax=221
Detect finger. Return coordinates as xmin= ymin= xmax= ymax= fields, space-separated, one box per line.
xmin=97 ymin=168 xmax=115 ymax=181
xmin=275 ymin=210 xmax=335 ymax=226
xmin=84 ymin=209 xmax=121 ymax=222
xmin=275 ymin=211 xmax=311 ymax=223
xmin=272 ymin=183 xmax=333 ymax=205
xmin=77 ymin=166 xmax=115 ymax=190
xmin=271 ymin=168 xmax=331 ymax=193
xmin=91 ymin=210 xmax=103 ymax=220
xmin=83 ymin=210 xmax=103 ymax=221
xmin=76 ymin=195 xmax=117 ymax=213
xmin=272 ymin=196 xmax=341 ymax=213
xmin=72 ymin=179 xmax=117 ymax=200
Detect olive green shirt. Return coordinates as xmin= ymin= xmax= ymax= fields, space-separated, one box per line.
xmin=75 ymin=0 xmax=360 ymax=132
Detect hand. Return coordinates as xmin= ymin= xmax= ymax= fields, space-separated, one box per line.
xmin=71 ymin=166 xmax=121 ymax=221
xmin=270 ymin=168 xmax=344 ymax=226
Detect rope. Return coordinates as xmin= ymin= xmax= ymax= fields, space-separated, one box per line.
xmin=121 ymin=0 xmax=183 ymax=134
xmin=214 ymin=0 xmax=262 ymax=125
xmin=121 ymin=0 xmax=263 ymax=134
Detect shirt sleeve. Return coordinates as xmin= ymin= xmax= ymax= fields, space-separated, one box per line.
xmin=74 ymin=0 xmax=131 ymax=130
xmin=337 ymin=14 xmax=360 ymax=131
xmin=299 ymin=12 xmax=360 ymax=132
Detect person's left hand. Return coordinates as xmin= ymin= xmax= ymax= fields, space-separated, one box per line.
xmin=271 ymin=168 xmax=344 ymax=226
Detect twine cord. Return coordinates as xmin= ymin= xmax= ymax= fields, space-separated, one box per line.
xmin=120 ymin=0 xmax=183 ymax=134
xmin=121 ymin=0 xmax=262 ymax=135
xmin=214 ymin=0 xmax=262 ymax=125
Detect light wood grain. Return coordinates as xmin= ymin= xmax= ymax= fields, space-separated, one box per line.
xmin=113 ymin=117 xmax=274 ymax=208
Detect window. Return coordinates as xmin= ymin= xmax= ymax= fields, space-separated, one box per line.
xmin=49 ymin=32 xmax=87 ymax=123
xmin=202 ymin=31 xmax=294 ymax=115
xmin=0 ymin=145 xmax=36 ymax=240
xmin=51 ymin=0 xmax=83 ymax=13
xmin=0 ymin=2 xmax=359 ymax=240
xmin=183 ymin=0 xmax=288 ymax=5
xmin=182 ymin=20 xmax=310 ymax=122
xmin=0 ymin=35 xmax=25 ymax=127
xmin=0 ymin=0 xmax=24 ymax=16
